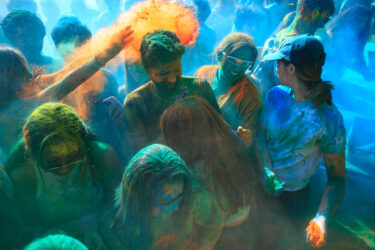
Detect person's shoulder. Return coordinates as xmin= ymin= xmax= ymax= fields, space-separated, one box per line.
xmin=183 ymin=76 xmax=210 ymax=87
xmin=269 ymin=85 xmax=291 ymax=97
xmin=89 ymin=140 xmax=118 ymax=166
xmin=317 ymin=102 xmax=344 ymax=121
xmin=124 ymin=81 xmax=153 ymax=106
xmin=4 ymin=139 xmax=36 ymax=190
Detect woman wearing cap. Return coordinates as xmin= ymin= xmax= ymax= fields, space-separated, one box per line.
xmin=194 ymin=33 xmax=261 ymax=148
xmin=257 ymin=34 xmax=346 ymax=248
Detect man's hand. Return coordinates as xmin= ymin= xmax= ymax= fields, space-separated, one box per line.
xmin=236 ymin=126 xmax=252 ymax=147
xmin=306 ymin=215 xmax=327 ymax=248
xmin=96 ymin=25 xmax=134 ymax=65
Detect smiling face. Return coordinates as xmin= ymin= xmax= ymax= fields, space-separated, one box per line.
xmin=220 ymin=46 xmax=256 ymax=81
xmin=147 ymin=58 xmax=183 ymax=92
xmin=152 ymin=177 xmax=185 ymax=220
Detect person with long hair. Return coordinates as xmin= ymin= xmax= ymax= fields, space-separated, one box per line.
xmin=4 ymin=103 xmax=121 ymax=248
xmin=161 ymin=96 xmax=260 ymax=223
xmin=195 ymin=33 xmax=261 ymax=148
xmin=0 ymin=25 xmax=133 ymax=158
xmin=100 ymin=144 xmax=223 ymax=249
xmin=253 ymin=0 xmax=335 ymax=96
xmin=258 ymin=34 xmax=346 ymax=248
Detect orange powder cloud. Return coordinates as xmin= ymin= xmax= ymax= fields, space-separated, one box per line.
xmin=66 ymin=0 xmax=199 ymax=65
xmin=45 ymin=0 xmax=199 ymax=120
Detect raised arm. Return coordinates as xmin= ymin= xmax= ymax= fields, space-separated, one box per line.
xmin=38 ymin=26 xmax=133 ymax=101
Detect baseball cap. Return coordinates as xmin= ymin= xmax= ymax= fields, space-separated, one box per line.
xmin=263 ymin=34 xmax=326 ymax=67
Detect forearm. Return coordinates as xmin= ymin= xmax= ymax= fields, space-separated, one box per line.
xmin=39 ymin=57 xmax=105 ymax=101
xmin=316 ymin=178 xmax=345 ymax=220
xmin=317 ymin=152 xmax=346 ymax=220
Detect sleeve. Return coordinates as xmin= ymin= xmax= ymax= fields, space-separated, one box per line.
xmin=239 ymin=85 xmax=262 ymax=132
xmin=259 ymin=88 xmax=273 ymax=127
xmin=319 ymin=108 xmax=346 ymax=154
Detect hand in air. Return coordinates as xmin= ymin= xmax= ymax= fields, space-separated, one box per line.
xmin=97 ymin=25 xmax=134 ymax=64
xmin=236 ymin=126 xmax=252 ymax=147
xmin=306 ymin=215 xmax=326 ymax=248
xmin=111 ymin=25 xmax=134 ymax=49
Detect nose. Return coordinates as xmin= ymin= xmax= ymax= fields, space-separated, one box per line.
xmin=167 ymin=74 xmax=177 ymax=83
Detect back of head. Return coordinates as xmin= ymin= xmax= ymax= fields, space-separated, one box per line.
xmin=216 ymin=32 xmax=258 ymax=61
xmin=140 ymin=30 xmax=185 ymax=70
xmin=24 ymin=234 xmax=88 ymax=250
xmin=51 ymin=16 xmax=92 ymax=47
xmin=193 ymin=0 xmax=211 ymax=23
xmin=296 ymin=0 xmax=335 ymax=16
xmin=0 ymin=9 xmax=45 ymax=43
xmin=161 ymin=96 xmax=259 ymax=213
xmin=23 ymin=103 xmax=92 ymax=162
xmin=0 ymin=45 xmax=31 ymax=103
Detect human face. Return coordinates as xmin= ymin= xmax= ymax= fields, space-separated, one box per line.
xmin=311 ymin=9 xmax=332 ymax=30
xmin=41 ymin=140 xmax=85 ymax=176
xmin=147 ymin=58 xmax=182 ymax=92
xmin=221 ymin=47 xmax=256 ymax=80
xmin=152 ymin=177 xmax=184 ymax=220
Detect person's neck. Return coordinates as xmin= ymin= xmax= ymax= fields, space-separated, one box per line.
xmin=289 ymin=78 xmax=310 ymax=102
xmin=24 ymin=52 xmax=43 ymax=65
xmin=288 ymin=16 xmax=317 ymax=35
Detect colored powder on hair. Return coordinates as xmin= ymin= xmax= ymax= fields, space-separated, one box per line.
xmin=41 ymin=0 xmax=199 ymax=119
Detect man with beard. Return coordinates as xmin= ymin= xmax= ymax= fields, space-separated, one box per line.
xmin=123 ymin=30 xmax=220 ymax=152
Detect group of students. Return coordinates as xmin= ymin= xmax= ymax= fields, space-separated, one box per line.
xmin=0 ymin=0 xmax=351 ymax=249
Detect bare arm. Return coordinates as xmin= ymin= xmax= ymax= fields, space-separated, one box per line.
xmin=317 ymin=152 xmax=346 ymax=219
xmin=38 ymin=26 xmax=133 ymax=101
xmin=306 ymin=152 xmax=346 ymax=248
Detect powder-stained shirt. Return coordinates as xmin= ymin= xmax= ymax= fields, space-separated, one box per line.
xmin=261 ymin=86 xmax=346 ymax=191
xmin=124 ymin=76 xmax=220 ymax=151
xmin=195 ymin=65 xmax=262 ymax=134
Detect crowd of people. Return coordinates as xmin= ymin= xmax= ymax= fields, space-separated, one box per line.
xmin=0 ymin=0 xmax=373 ymax=249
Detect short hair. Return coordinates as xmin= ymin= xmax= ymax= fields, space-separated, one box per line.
xmin=24 ymin=234 xmax=88 ymax=250
xmin=51 ymin=16 xmax=92 ymax=47
xmin=0 ymin=10 xmax=45 ymax=43
xmin=140 ymin=30 xmax=185 ymax=70
xmin=193 ymin=0 xmax=211 ymax=23
xmin=296 ymin=0 xmax=335 ymax=16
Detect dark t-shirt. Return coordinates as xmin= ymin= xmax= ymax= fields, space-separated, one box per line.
xmin=124 ymin=76 xmax=220 ymax=151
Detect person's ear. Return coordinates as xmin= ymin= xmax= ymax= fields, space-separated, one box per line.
xmin=217 ymin=51 xmax=224 ymax=62
xmin=288 ymin=63 xmax=296 ymax=76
